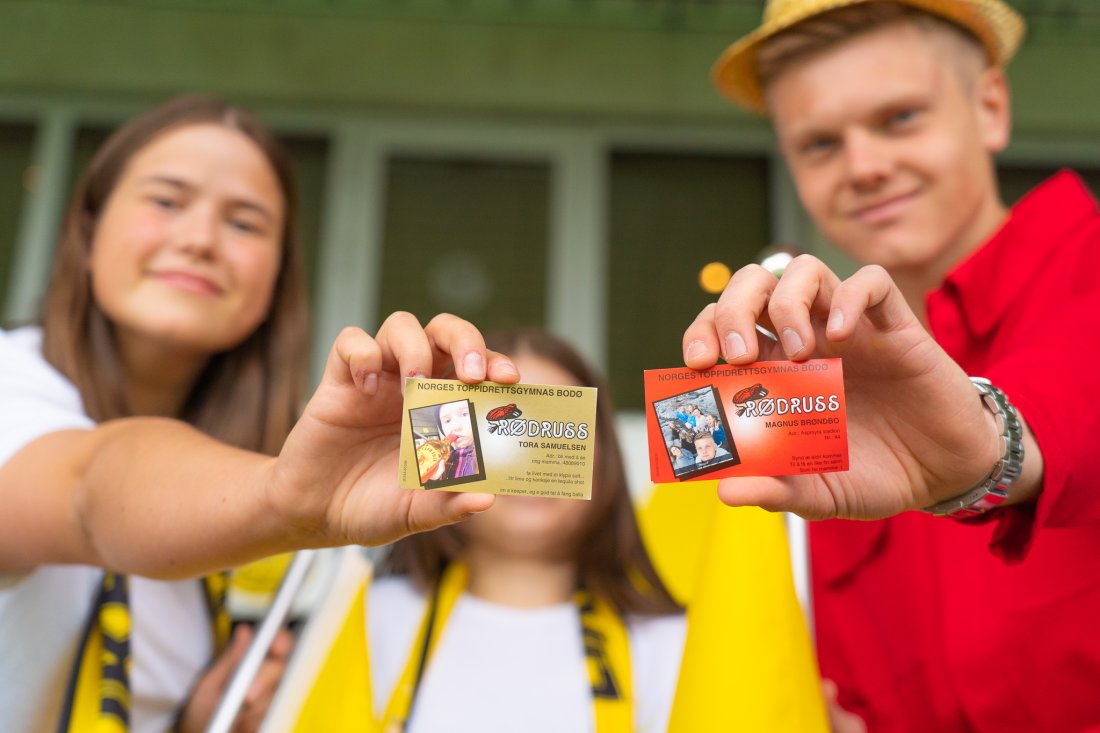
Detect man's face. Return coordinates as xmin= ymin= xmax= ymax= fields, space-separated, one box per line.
xmin=767 ymin=21 xmax=1010 ymax=275
xmin=695 ymin=435 xmax=717 ymax=462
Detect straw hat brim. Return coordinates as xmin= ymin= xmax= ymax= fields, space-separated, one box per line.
xmin=713 ymin=0 xmax=1025 ymax=115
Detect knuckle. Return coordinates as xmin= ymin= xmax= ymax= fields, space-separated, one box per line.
xmin=425 ymin=312 xmax=460 ymax=329
xmin=730 ymin=263 xmax=775 ymax=288
xmin=767 ymin=292 xmax=802 ymax=319
xmin=857 ymin=264 xmax=889 ymax=282
xmin=693 ymin=302 xmax=717 ymax=323
xmin=387 ymin=310 xmax=422 ymax=328
xmin=336 ymin=325 xmax=362 ymax=341
xmin=788 ymin=253 xmax=823 ymax=271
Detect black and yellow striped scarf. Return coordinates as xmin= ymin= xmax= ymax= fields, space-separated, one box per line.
xmin=55 ymin=572 xmax=230 ymax=732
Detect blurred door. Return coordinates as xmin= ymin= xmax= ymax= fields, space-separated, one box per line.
xmin=607 ymin=150 xmax=771 ymax=409
xmin=377 ymin=154 xmax=551 ymax=332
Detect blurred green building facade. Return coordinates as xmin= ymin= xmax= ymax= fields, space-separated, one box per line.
xmin=2 ymin=0 xmax=1099 ymax=411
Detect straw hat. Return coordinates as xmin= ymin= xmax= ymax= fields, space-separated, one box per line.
xmin=713 ymin=0 xmax=1026 ymax=114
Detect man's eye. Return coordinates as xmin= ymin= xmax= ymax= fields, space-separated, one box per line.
xmin=802 ymin=138 xmax=838 ymax=156
xmin=887 ymin=108 xmax=921 ymax=128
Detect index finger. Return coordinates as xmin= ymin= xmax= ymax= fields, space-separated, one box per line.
xmin=766 ymin=254 xmax=842 ymax=360
xmin=424 ymin=313 xmax=518 ymax=384
xmin=373 ymin=311 xmax=435 ymax=381
xmin=683 ymin=264 xmax=780 ymax=369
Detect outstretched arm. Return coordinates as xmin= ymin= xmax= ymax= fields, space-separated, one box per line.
xmin=0 ymin=312 xmax=518 ymax=577
xmin=681 ymin=256 xmax=1043 ymax=520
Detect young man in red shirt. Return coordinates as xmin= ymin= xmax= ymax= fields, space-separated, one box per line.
xmin=683 ymin=1 xmax=1100 ymax=731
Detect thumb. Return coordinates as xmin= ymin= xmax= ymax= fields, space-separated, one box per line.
xmin=405 ymin=492 xmax=495 ymax=535
xmin=716 ymin=476 xmax=795 ymax=514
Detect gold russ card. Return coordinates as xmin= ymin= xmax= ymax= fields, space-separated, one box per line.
xmin=397 ymin=378 xmax=598 ymax=499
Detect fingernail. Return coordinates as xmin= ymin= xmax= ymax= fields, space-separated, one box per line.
xmin=496 ymin=361 xmax=519 ymax=379
xmin=828 ymin=309 xmax=844 ymax=333
xmin=464 ymin=352 xmax=485 ymax=380
xmin=363 ymin=372 xmax=378 ymax=395
xmin=685 ymin=340 xmax=706 ymax=362
xmin=781 ymin=327 xmax=804 ymax=357
xmin=724 ymin=332 xmax=747 ymax=361
xmin=403 ymin=373 xmax=428 ymax=390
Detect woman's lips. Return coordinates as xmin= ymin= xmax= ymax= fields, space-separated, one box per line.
xmin=152 ymin=270 xmax=224 ymax=296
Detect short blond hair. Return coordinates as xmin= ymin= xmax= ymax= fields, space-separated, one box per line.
xmin=758 ymin=2 xmax=987 ymax=93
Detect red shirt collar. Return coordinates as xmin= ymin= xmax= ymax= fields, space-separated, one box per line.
xmin=929 ymin=170 xmax=1099 ymax=337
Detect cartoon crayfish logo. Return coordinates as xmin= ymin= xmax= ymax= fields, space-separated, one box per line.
xmin=486 ymin=403 xmax=522 ymax=433
xmin=732 ymin=383 xmax=769 ymax=416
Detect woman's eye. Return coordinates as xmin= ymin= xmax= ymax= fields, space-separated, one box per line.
xmin=229 ymin=218 xmax=263 ymax=234
xmin=149 ymin=196 xmax=180 ymax=210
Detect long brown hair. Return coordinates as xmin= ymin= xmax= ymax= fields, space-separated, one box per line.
xmin=384 ymin=328 xmax=681 ymax=617
xmin=40 ymin=94 xmax=308 ymax=454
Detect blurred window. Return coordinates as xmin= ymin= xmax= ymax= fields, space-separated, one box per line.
xmin=607 ymin=151 xmax=771 ymax=409
xmin=378 ymin=155 xmax=550 ymax=331
xmin=998 ymin=164 xmax=1100 ymax=205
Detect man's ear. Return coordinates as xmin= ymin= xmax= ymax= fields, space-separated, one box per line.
xmin=976 ymin=66 xmax=1012 ymax=154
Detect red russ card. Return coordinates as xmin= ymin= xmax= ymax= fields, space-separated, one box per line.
xmin=644 ymin=359 xmax=849 ymax=482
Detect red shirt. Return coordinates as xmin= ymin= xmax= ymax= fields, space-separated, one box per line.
xmin=811 ymin=171 xmax=1100 ymax=733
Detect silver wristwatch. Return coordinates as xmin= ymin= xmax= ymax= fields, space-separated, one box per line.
xmin=923 ymin=378 xmax=1025 ymax=519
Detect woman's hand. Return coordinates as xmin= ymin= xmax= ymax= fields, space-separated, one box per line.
xmin=681 ymin=256 xmax=1004 ymax=520
xmin=268 ymin=312 xmax=519 ymax=547
xmin=176 ymin=625 xmax=292 ymax=733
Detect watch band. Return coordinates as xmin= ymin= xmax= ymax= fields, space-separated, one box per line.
xmin=923 ymin=377 xmax=1025 ymax=519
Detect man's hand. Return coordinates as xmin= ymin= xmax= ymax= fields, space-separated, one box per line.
xmin=682 ymin=255 xmax=1003 ymax=520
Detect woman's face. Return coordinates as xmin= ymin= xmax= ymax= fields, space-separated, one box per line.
xmin=438 ymin=400 xmax=475 ymax=449
xmin=460 ymin=352 xmax=598 ymax=563
xmin=90 ymin=123 xmax=285 ymax=359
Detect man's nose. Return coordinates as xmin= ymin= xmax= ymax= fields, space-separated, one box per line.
xmin=843 ymin=129 xmax=892 ymax=190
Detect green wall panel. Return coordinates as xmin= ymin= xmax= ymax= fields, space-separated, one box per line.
xmin=0 ymin=123 xmax=36 ymax=312
xmin=3 ymin=2 xmax=1099 ymax=141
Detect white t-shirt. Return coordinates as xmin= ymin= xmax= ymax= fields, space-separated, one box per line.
xmin=0 ymin=327 xmax=212 ymax=733
xmin=367 ymin=576 xmax=686 ymax=733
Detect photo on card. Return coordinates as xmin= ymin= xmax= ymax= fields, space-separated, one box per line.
xmin=408 ymin=398 xmax=486 ymax=489
xmin=651 ymin=385 xmax=740 ymax=480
